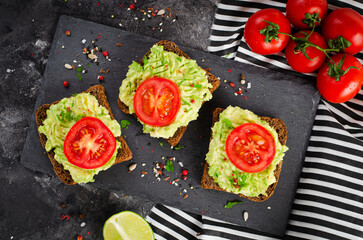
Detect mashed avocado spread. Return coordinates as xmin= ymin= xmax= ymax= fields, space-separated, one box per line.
xmin=119 ymin=44 xmax=213 ymax=138
xmin=205 ymin=106 xmax=289 ymax=197
xmin=38 ymin=93 xmax=121 ymax=184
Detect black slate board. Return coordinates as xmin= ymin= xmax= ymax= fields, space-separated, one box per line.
xmin=21 ymin=15 xmax=320 ymax=237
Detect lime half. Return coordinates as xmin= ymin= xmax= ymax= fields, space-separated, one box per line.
xmin=103 ymin=211 xmax=155 ymax=240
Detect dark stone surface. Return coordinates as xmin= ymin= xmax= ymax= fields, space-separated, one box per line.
xmin=0 ymin=0 xmax=217 ymax=239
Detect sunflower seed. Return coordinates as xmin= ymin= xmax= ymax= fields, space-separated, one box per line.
xmin=243 ymin=211 xmax=249 ymax=221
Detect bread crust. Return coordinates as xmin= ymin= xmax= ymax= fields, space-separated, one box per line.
xmin=117 ymin=40 xmax=220 ymax=146
xmin=35 ymin=85 xmax=132 ymax=185
xmin=200 ymin=108 xmax=287 ymax=202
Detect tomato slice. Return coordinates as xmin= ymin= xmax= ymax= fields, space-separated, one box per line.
xmin=134 ymin=77 xmax=181 ymax=126
xmin=63 ymin=117 xmax=117 ymax=169
xmin=226 ymin=123 xmax=276 ymax=173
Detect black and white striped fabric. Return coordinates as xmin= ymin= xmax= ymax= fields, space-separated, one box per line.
xmin=146 ymin=1 xmax=363 ymax=239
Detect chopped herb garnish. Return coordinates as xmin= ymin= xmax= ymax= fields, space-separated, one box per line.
xmin=222 ymin=118 xmax=233 ymax=129
xmin=159 ymin=142 xmax=164 ymax=147
xmin=180 ymin=97 xmax=190 ymax=106
xmin=224 ymin=201 xmax=243 ymax=209
xmin=184 ymin=108 xmax=192 ymax=113
xmin=76 ymin=66 xmax=83 ymax=72
xmin=225 ymin=53 xmax=232 ymax=58
xmin=72 ymin=93 xmax=78 ymax=97
xmin=165 ymin=159 xmax=174 ymax=172
xmin=174 ymin=143 xmax=184 ymax=150
xmin=77 ymin=73 xmax=82 ymax=80
xmin=194 ymin=84 xmax=202 ymax=89
xmin=120 ymin=119 xmax=131 ymax=129
xmin=143 ymin=55 xmax=149 ymax=65
xmin=178 ymin=78 xmax=187 ymax=86
xmin=176 ymin=57 xmax=182 ymax=62
xmin=87 ymin=63 xmax=91 ymax=67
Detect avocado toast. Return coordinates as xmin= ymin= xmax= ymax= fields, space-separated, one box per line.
xmin=35 ymin=85 xmax=132 ymax=185
xmin=201 ymin=107 xmax=288 ymax=202
xmin=118 ymin=40 xmax=220 ymax=146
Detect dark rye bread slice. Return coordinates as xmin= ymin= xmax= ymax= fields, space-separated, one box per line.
xmin=35 ymin=85 xmax=132 ymax=185
xmin=201 ymin=108 xmax=287 ymax=202
xmin=117 ymin=40 xmax=220 ymax=146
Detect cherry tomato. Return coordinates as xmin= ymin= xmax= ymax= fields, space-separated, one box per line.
xmin=286 ymin=0 xmax=328 ymax=29
xmin=322 ymin=8 xmax=363 ymax=55
xmin=317 ymin=53 xmax=363 ymax=103
xmin=226 ymin=123 xmax=276 ymax=173
xmin=134 ymin=77 xmax=181 ymax=126
xmin=244 ymin=9 xmax=291 ymax=55
xmin=64 ymin=117 xmax=117 ymax=169
xmin=285 ymin=30 xmax=327 ymax=73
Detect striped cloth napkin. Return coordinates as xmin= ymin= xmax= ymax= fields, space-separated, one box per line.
xmin=147 ymin=1 xmax=363 ymax=239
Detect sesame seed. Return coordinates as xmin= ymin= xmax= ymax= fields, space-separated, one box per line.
xmin=80 ymin=222 xmax=86 ymax=227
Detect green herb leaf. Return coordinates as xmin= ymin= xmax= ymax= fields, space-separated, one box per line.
xmin=72 ymin=93 xmax=78 ymax=97
xmin=87 ymin=63 xmax=91 ymax=67
xmin=180 ymin=97 xmax=190 ymax=106
xmin=159 ymin=142 xmax=163 ymax=147
xmin=165 ymin=160 xmax=174 ymax=172
xmin=76 ymin=66 xmax=83 ymax=72
xmin=224 ymin=201 xmax=243 ymax=209
xmin=222 ymin=118 xmax=233 ymax=129
xmin=174 ymin=143 xmax=184 ymax=150
xmin=143 ymin=55 xmax=149 ymax=65
xmin=194 ymin=84 xmax=202 ymax=89
xmin=178 ymin=78 xmax=187 ymax=86
xmin=225 ymin=53 xmax=231 ymax=58
xmin=184 ymin=108 xmax=192 ymax=113
xmin=77 ymin=73 xmax=82 ymax=80
xmin=120 ymin=119 xmax=131 ymax=129
xmin=176 ymin=57 xmax=182 ymax=62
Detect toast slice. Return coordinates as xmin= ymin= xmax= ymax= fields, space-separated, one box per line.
xmin=35 ymin=85 xmax=132 ymax=185
xmin=117 ymin=40 xmax=220 ymax=146
xmin=201 ymin=108 xmax=287 ymax=202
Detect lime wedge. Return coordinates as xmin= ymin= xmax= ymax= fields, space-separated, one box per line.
xmin=103 ymin=211 xmax=154 ymax=240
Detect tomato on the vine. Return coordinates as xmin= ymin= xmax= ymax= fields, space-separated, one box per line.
xmin=317 ymin=53 xmax=363 ymax=103
xmin=285 ymin=30 xmax=327 ymax=73
xmin=244 ymin=9 xmax=291 ymax=55
xmin=64 ymin=117 xmax=117 ymax=169
xmin=322 ymin=8 xmax=363 ymax=55
xmin=286 ymin=0 xmax=328 ymax=29
xmin=225 ymin=123 xmax=276 ymax=173
xmin=134 ymin=77 xmax=181 ymax=126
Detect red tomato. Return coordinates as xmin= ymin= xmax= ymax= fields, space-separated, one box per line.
xmin=286 ymin=0 xmax=328 ymax=29
xmin=134 ymin=77 xmax=181 ymax=126
xmin=322 ymin=8 xmax=363 ymax=55
xmin=285 ymin=30 xmax=327 ymax=73
xmin=226 ymin=123 xmax=276 ymax=173
xmin=317 ymin=53 xmax=363 ymax=103
xmin=244 ymin=9 xmax=291 ymax=55
xmin=64 ymin=117 xmax=117 ymax=169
